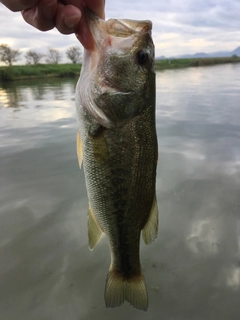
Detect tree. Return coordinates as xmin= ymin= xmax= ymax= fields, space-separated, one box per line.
xmin=0 ymin=44 xmax=21 ymax=66
xmin=46 ymin=48 xmax=61 ymax=64
xmin=66 ymin=46 xmax=82 ymax=64
xmin=232 ymin=54 xmax=238 ymax=61
xmin=25 ymin=50 xmax=45 ymax=65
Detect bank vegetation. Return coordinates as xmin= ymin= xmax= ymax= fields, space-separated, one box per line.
xmin=0 ymin=56 xmax=239 ymax=82
xmin=155 ymin=55 xmax=240 ymax=70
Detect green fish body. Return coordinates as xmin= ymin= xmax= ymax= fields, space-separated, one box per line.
xmin=75 ymin=10 xmax=158 ymax=311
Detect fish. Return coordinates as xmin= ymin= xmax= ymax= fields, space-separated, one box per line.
xmin=75 ymin=10 xmax=158 ymax=311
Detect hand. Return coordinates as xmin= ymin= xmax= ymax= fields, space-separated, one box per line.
xmin=0 ymin=0 xmax=105 ymax=50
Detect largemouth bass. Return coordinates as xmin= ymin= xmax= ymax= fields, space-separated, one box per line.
xmin=75 ymin=10 xmax=158 ymax=311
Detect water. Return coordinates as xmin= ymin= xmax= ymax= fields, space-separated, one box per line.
xmin=0 ymin=64 xmax=240 ymax=319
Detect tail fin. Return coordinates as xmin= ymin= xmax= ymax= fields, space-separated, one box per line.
xmin=104 ymin=270 xmax=148 ymax=311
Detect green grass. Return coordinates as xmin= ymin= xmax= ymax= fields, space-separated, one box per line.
xmin=0 ymin=57 xmax=240 ymax=81
xmin=0 ymin=63 xmax=81 ymax=81
xmin=155 ymin=56 xmax=240 ymax=71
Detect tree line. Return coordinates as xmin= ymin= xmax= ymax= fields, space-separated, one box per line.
xmin=0 ymin=44 xmax=82 ymax=66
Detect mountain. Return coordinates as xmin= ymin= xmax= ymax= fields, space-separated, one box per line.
xmin=232 ymin=46 xmax=240 ymax=56
xmin=162 ymin=46 xmax=240 ymax=59
xmin=156 ymin=55 xmax=167 ymax=60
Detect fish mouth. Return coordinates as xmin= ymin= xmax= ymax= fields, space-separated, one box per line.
xmin=85 ymin=9 xmax=152 ymax=49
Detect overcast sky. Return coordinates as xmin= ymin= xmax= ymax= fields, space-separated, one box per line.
xmin=0 ymin=0 xmax=240 ymax=64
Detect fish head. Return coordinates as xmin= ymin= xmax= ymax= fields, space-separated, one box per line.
xmin=76 ymin=10 xmax=155 ymax=128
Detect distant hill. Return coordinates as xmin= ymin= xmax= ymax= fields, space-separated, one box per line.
xmin=156 ymin=55 xmax=167 ymax=60
xmin=156 ymin=46 xmax=240 ymax=60
xmin=232 ymin=46 xmax=240 ymax=56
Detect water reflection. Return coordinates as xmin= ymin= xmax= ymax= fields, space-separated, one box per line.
xmin=0 ymin=78 xmax=77 ymax=132
xmin=155 ymin=64 xmax=240 ymax=319
xmin=0 ymin=85 xmax=26 ymax=110
xmin=0 ymin=78 xmax=76 ymax=110
xmin=1 ymin=64 xmax=240 ymax=319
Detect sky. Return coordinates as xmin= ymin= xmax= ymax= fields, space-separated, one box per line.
xmin=0 ymin=0 xmax=240 ymax=64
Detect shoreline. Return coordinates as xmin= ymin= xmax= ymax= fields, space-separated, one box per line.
xmin=155 ymin=56 xmax=240 ymax=71
xmin=0 ymin=63 xmax=81 ymax=82
xmin=0 ymin=58 xmax=240 ymax=82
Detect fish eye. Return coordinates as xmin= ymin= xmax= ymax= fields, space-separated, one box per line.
xmin=136 ymin=50 xmax=149 ymax=65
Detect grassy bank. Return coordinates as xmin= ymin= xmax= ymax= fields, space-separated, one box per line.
xmin=155 ymin=56 xmax=240 ymax=71
xmin=0 ymin=63 xmax=81 ymax=81
xmin=0 ymin=57 xmax=240 ymax=81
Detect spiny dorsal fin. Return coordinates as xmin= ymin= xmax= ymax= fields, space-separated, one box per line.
xmin=76 ymin=131 xmax=83 ymax=168
xmin=142 ymin=195 xmax=158 ymax=245
xmin=105 ymin=269 xmax=148 ymax=311
xmin=88 ymin=205 xmax=103 ymax=250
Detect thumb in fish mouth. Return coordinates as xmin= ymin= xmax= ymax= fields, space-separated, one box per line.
xmin=77 ymin=8 xmax=152 ymax=52
xmin=75 ymin=0 xmax=105 ymax=50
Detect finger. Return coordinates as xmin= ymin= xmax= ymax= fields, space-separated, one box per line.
xmin=84 ymin=0 xmax=105 ymax=19
xmin=75 ymin=14 xmax=94 ymax=51
xmin=22 ymin=0 xmax=57 ymax=31
xmin=75 ymin=0 xmax=105 ymax=50
xmin=1 ymin=0 xmax=39 ymax=12
xmin=62 ymin=0 xmax=105 ymax=19
xmin=55 ymin=4 xmax=81 ymax=34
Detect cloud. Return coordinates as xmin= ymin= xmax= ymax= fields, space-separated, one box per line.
xmin=0 ymin=1 xmax=240 ymax=60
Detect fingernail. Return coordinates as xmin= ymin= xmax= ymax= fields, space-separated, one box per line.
xmin=64 ymin=14 xmax=81 ymax=29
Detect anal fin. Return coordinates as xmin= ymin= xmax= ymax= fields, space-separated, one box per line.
xmin=88 ymin=205 xmax=103 ymax=250
xmin=142 ymin=195 xmax=158 ymax=245
xmin=76 ymin=131 xmax=83 ymax=168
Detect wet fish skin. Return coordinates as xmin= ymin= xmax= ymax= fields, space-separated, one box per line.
xmin=75 ymin=10 xmax=158 ymax=311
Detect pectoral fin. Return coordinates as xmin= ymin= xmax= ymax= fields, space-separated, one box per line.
xmin=76 ymin=131 xmax=83 ymax=168
xmin=88 ymin=205 xmax=103 ymax=250
xmin=142 ymin=195 xmax=158 ymax=245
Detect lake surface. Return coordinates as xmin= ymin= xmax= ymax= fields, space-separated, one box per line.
xmin=0 ymin=64 xmax=240 ymax=320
